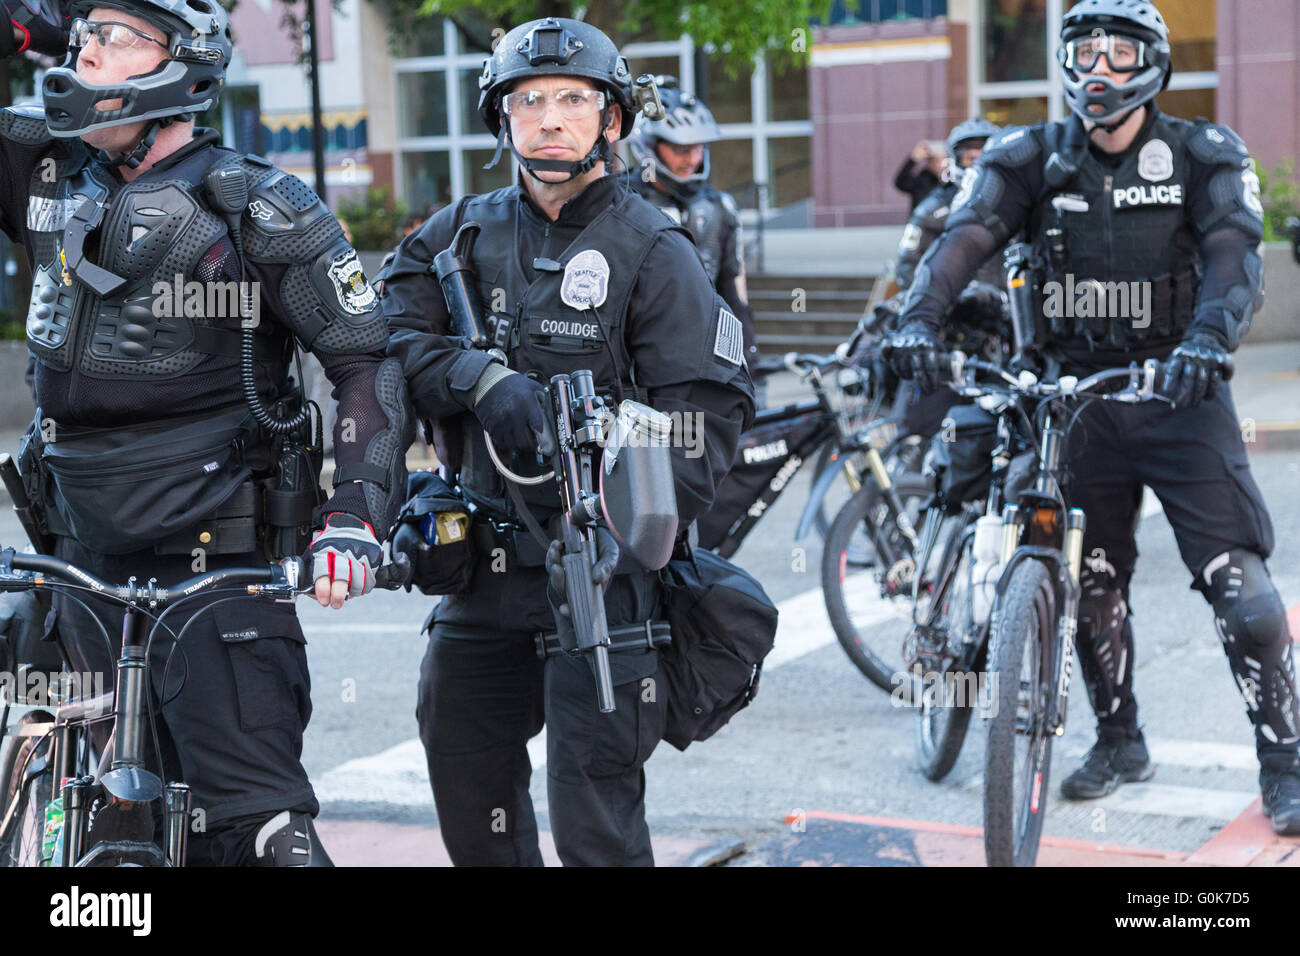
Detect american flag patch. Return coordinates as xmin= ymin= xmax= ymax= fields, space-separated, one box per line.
xmin=713 ymin=306 xmax=743 ymax=366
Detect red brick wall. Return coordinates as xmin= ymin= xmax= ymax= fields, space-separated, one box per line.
xmin=1215 ymin=0 xmax=1300 ymax=167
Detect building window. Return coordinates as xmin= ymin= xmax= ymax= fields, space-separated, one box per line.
xmin=826 ymin=0 xmax=948 ymax=24
xmin=973 ymin=0 xmax=1217 ymax=124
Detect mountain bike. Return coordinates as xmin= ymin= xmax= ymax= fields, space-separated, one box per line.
xmin=0 ymin=550 xmax=408 ymax=867
xmin=926 ymin=353 xmax=1204 ymax=867
xmin=696 ymin=351 xmax=925 ymax=561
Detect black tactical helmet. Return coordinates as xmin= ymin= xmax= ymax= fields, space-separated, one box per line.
xmin=1058 ymin=0 xmax=1171 ymax=128
xmin=945 ymin=117 xmax=1000 ymax=158
xmin=478 ymin=16 xmax=637 ymax=139
xmin=42 ymin=0 xmax=232 ymax=141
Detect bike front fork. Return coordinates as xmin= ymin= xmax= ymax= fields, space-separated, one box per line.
xmin=1049 ymin=508 xmax=1087 ymax=737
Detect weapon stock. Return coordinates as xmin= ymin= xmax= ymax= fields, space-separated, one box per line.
xmin=0 ymin=453 xmax=53 ymax=554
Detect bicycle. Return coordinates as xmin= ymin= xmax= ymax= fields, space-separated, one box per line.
xmin=0 ymin=550 xmax=408 ymax=867
xmin=696 ymin=350 xmax=925 ymax=561
xmin=924 ymin=352 xmax=1202 ymax=866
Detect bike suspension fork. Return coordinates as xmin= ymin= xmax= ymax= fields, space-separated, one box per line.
xmin=864 ymin=446 xmax=919 ymax=550
xmin=1053 ymin=508 xmax=1087 ymax=735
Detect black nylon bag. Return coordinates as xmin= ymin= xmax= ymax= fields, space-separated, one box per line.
xmin=931 ymin=403 xmax=998 ymax=510
xmin=390 ymin=469 xmax=476 ymax=596
xmin=695 ymin=412 xmax=823 ymax=550
xmin=658 ymin=547 xmax=779 ymax=751
xmin=38 ymin=405 xmax=257 ymax=555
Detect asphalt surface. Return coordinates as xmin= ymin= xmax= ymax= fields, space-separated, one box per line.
xmin=2 ymin=341 xmax=1298 ymax=865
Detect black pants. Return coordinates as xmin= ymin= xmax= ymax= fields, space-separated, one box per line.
xmin=415 ymin=555 xmax=667 ymax=866
xmin=1061 ymin=384 xmax=1293 ymax=758
xmin=51 ymin=536 xmax=319 ymax=866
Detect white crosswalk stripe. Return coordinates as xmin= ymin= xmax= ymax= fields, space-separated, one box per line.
xmin=313 ymin=584 xmax=1261 ymax=825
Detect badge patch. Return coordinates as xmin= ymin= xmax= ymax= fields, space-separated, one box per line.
xmin=713 ymin=306 xmax=743 ymax=366
xmin=561 ymin=249 xmax=610 ymax=311
xmin=951 ymin=167 xmax=979 ymax=210
xmin=327 ymin=249 xmax=377 ymax=315
xmin=1242 ymin=165 xmax=1263 ymax=216
xmin=1138 ymin=139 xmax=1174 ymax=182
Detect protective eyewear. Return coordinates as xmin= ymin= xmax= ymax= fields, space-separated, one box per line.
xmin=502 ymin=88 xmax=607 ymax=122
xmin=1062 ymin=32 xmax=1149 ymax=73
xmin=69 ymin=17 xmax=169 ymax=53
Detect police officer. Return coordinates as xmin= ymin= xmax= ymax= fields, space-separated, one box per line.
xmin=885 ymin=0 xmax=1300 ymax=833
xmin=1 ymin=0 xmax=412 ymax=863
xmin=624 ymin=76 xmax=757 ymax=368
xmin=894 ymin=118 xmax=1001 ymax=291
xmin=383 ymin=17 xmax=754 ymax=866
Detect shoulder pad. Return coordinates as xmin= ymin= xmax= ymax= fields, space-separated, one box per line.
xmin=0 ymin=106 xmax=52 ymax=147
xmin=718 ymin=190 xmax=740 ymax=217
xmin=1188 ymin=122 xmax=1250 ymax=166
xmin=241 ymin=166 xmax=341 ymax=261
xmin=980 ymin=125 xmax=1042 ymax=168
xmin=243 ymin=154 xmax=274 ymax=168
xmin=913 ymin=184 xmax=954 ymax=222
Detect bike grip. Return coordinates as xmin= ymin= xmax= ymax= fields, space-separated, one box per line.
xmin=374 ymin=552 xmax=412 ymax=591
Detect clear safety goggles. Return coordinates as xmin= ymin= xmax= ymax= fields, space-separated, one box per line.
xmin=68 ymin=17 xmax=169 ymax=53
xmin=1062 ymin=32 xmax=1150 ymax=73
xmin=502 ymin=88 xmax=607 ymax=122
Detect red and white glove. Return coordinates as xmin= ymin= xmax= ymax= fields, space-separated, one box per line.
xmin=307 ymin=513 xmax=382 ymax=608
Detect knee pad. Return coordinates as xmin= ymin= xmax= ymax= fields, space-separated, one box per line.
xmin=1204 ymin=550 xmax=1300 ymax=745
xmin=252 ymin=811 xmax=334 ymax=867
xmin=1076 ymin=567 xmax=1133 ymax=718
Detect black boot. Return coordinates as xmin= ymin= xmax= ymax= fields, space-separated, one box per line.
xmin=1260 ymin=758 xmax=1300 ymax=836
xmin=1059 ymin=732 xmax=1154 ymax=800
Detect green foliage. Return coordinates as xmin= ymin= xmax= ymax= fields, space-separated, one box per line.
xmin=0 ymin=307 xmax=23 ymax=342
xmin=1255 ymin=158 xmax=1300 ymax=243
xmin=336 ymin=186 xmax=408 ymax=251
xmin=372 ymin=0 xmax=833 ymax=71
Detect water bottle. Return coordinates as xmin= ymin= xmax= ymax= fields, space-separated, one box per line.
xmin=41 ymin=795 xmax=64 ymax=866
xmin=971 ymin=515 xmax=1004 ymax=626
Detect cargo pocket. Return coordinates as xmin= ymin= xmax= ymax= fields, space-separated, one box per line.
xmin=215 ymin=602 xmax=311 ymax=733
xmin=588 ymin=647 xmax=667 ymax=776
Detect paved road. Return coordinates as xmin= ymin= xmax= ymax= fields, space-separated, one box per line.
xmin=3 ymin=343 xmax=1298 ymax=865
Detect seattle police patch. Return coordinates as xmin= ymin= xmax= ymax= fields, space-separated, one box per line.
xmin=1138 ymin=139 xmax=1174 ymax=182
xmin=561 ymin=249 xmax=610 ymax=311
xmin=713 ymin=306 xmax=744 ymax=366
xmin=327 ymin=249 xmax=377 ymax=315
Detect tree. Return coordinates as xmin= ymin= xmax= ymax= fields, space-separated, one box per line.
xmin=367 ymin=0 xmax=833 ymax=72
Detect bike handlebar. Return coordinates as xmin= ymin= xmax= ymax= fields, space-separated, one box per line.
xmin=0 ymin=550 xmax=412 ymax=606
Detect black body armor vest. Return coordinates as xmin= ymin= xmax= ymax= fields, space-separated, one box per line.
xmin=1030 ymin=112 xmax=1201 ymax=354
xmin=454 ymin=183 xmax=684 ymax=517
xmin=625 ymin=177 xmax=732 ymax=284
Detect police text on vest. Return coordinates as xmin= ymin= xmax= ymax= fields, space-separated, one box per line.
xmin=1113 ymin=184 xmax=1184 ymax=208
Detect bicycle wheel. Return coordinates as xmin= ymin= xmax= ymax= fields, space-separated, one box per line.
xmin=983 ymin=559 xmax=1056 ymax=867
xmin=916 ymin=531 xmax=979 ymax=782
xmin=821 ymin=473 xmax=932 ymax=695
xmin=0 ymin=715 xmax=55 ymax=868
xmin=810 ymin=443 xmax=864 ymax=544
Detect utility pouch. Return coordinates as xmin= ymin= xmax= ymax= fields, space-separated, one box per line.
xmin=390 ymin=470 xmax=477 ymax=596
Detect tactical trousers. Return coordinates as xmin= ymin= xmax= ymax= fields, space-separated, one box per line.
xmin=415 ymin=555 xmax=668 ymax=866
xmin=50 ymin=536 xmax=319 ymax=866
xmin=1060 ymin=384 xmax=1298 ymax=762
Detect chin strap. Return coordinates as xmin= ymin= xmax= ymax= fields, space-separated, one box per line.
xmin=1089 ymin=105 xmax=1143 ymax=136
xmin=483 ymin=109 xmax=614 ymax=184
xmin=98 ymin=117 xmax=167 ymax=170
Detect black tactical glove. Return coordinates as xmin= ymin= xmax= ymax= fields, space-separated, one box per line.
xmin=2 ymin=0 xmax=70 ymax=59
xmin=473 ymin=366 xmax=550 ymax=454
xmin=882 ymin=323 xmax=945 ymax=394
xmin=307 ymin=512 xmax=384 ymax=607
xmin=1160 ymin=332 xmax=1229 ymax=409
xmin=545 ymin=527 xmax=620 ymax=619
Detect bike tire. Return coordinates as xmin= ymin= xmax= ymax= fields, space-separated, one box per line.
xmin=0 ymin=714 xmax=55 ymax=868
xmin=821 ymin=473 xmax=932 ymax=696
xmin=983 ymin=559 xmax=1056 ymax=868
xmin=916 ymin=534 xmax=979 ymax=782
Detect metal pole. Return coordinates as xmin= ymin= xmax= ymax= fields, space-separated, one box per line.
xmin=305 ymin=0 xmax=327 ymax=203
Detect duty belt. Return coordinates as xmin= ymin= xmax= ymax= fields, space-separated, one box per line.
xmin=534 ymin=619 xmax=672 ymax=660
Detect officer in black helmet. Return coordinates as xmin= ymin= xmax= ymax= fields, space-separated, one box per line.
xmin=884 ymin=0 xmax=1300 ymax=833
xmin=624 ymin=76 xmax=757 ymax=369
xmin=894 ymin=118 xmax=1002 ymax=291
xmin=1 ymin=0 xmax=413 ymax=863
xmin=383 ymin=17 xmax=754 ymax=865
